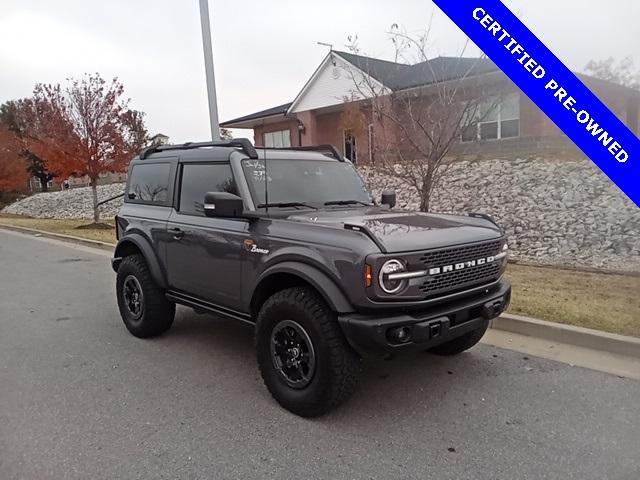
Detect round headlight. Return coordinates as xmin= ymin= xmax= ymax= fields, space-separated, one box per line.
xmin=378 ymin=259 xmax=407 ymax=294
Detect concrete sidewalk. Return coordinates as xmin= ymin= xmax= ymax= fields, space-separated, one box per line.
xmin=482 ymin=328 xmax=640 ymax=380
xmin=493 ymin=313 xmax=640 ymax=358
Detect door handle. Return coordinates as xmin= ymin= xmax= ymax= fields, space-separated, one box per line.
xmin=168 ymin=227 xmax=184 ymax=240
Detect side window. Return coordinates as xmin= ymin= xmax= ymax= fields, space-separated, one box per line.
xmin=179 ymin=163 xmax=238 ymax=216
xmin=127 ymin=163 xmax=171 ymax=204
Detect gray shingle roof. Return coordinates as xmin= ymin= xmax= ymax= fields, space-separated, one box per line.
xmin=332 ymin=51 xmax=414 ymax=89
xmin=220 ymin=102 xmax=292 ymax=127
xmin=334 ymin=51 xmax=499 ymax=90
xmin=398 ymin=56 xmax=499 ymax=89
xmin=221 ymin=53 xmax=499 ymax=126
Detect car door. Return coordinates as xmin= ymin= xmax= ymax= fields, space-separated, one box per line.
xmin=165 ymin=161 xmax=248 ymax=311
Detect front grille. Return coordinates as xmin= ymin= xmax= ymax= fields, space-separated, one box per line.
xmin=416 ymin=240 xmax=503 ymax=298
xmin=417 ymin=240 xmax=502 ymax=268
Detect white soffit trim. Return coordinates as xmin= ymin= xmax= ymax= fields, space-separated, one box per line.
xmin=287 ymin=52 xmax=388 ymax=114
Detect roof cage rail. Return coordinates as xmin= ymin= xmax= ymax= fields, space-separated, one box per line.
xmin=260 ymin=145 xmax=345 ymax=162
xmin=139 ymin=138 xmax=258 ymax=160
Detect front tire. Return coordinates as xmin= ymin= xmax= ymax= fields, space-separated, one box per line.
xmin=116 ymin=254 xmax=175 ymax=338
xmin=428 ymin=321 xmax=489 ymax=356
xmin=255 ymin=287 xmax=360 ymax=417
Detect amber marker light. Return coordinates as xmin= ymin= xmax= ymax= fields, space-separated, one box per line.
xmin=365 ymin=264 xmax=373 ymax=287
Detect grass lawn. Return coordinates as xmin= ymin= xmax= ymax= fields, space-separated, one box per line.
xmin=1 ymin=214 xmax=638 ymax=337
xmin=0 ymin=215 xmax=116 ymax=244
xmin=505 ymin=264 xmax=639 ymax=338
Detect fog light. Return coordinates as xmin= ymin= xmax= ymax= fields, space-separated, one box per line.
xmin=387 ymin=326 xmax=413 ymax=344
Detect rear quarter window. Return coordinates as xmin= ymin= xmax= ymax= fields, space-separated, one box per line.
xmin=127 ymin=163 xmax=171 ymax=205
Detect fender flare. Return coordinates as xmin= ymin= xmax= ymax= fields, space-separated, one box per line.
xmin=112 ymin=233 xmax=168 ymax=289
xmin=254 ymin=261 xmax=354 ymax=313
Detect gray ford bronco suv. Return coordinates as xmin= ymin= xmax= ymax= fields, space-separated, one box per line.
xmin=112 ymin=139 xmax=511 ymax=417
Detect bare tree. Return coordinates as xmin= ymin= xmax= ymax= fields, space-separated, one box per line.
xmin=220 ymin=127 xmax=233 ymax=140
xmin=343 ymin=26 xmax=501 ymax=211
xmin=584 ymin=57 xmax=640 ymax=90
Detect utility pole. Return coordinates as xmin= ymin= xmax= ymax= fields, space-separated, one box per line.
xmin=199 ymin=0 xmax=220 ymax=141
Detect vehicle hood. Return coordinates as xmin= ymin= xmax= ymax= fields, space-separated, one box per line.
xmin=286 ymin=207 xmax=503 ymax=253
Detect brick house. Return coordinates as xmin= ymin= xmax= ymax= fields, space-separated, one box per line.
xmin=220 ymin=50 xmax=640 ymax=163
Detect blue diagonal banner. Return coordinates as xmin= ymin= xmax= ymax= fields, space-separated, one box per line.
xmin=432 ymin=0 xmax=640 ymax=207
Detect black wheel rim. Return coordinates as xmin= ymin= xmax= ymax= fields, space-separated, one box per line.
xmin=123 ymin=275 xmax=144 ymax=321
xmin=270 ymin=320 xmax=316 ymax=389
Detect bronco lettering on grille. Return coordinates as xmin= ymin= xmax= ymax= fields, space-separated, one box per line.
xmin=427 ymin=255 xmax=496 ymax=276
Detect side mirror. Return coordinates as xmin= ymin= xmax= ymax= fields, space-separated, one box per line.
xmin=204 ymin=192 xmax=244 ymax=218
xmin=381 ymin=190 xmax=396 ymax=208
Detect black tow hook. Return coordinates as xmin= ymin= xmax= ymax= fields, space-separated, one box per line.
xmin=482 ymin=298 xmax=505 ymax=319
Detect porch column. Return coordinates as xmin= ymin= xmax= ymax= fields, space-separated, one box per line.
xmin=295 ymin=111 xmax=317 ymax=146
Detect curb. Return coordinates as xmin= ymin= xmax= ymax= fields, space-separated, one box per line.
xmin=492 ymin=313 xmax=640 ymax=359
xmin=0 ymin=223 xmax=116 ymax=252
xmin=2 ymin=222 xmax=638 ymax=359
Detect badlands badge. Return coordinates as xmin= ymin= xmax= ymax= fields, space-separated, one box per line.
xmin=244 ymin=239 xmax=269 ymax=255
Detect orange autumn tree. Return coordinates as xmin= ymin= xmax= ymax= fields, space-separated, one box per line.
xmin=0 ymin=125 xmax=28 ymax=191
xmin=32 ymin=74 xmax=148 ymax=224
xmin=0 ymin=99 xmax=57 ymax=191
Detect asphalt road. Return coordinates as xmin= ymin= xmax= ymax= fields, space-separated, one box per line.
xmin=1 ymin=229 xmax=639 ymax=480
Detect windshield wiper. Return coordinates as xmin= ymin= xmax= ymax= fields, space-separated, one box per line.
xmin=324 ymin=200 xmax=371 ymax=207
xmin=257 ymin=201 xmax=318 ymax=210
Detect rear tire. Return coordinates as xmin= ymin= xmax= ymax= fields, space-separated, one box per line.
xmin=116 ymin=254 xmax=175 ymax=338
xmin=428 ymin=321 xmax=489 ymax=356
xmin=255 ymin=287 xmax=360 ymax=417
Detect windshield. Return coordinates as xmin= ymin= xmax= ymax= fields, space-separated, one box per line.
xmin=241 ymin=159 xmax=373 ymax=208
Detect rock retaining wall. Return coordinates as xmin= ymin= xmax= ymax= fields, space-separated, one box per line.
xmin=359 ymin=158 xmax=640 ymax=273
xmin=3 ymin=158 xmax=639 ymax=273
xmin=2 ymin=183 xmax=126 ymax=220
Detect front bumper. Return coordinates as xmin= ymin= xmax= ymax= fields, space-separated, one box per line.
xmin=338 ymin=279 xmax=511 ymax=355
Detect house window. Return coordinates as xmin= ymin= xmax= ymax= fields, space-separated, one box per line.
xmin=462 ymin=93 xmax=520 ymax=142
xmin=264 ymin=129 xmax=291 ymax=148
xmin=344 ymin=130 xmax=357 ymax=163
xmin=498 ymin=93 xmax=520 ymax=138
xmin=461 ymin=123 xmax=478 ymax=142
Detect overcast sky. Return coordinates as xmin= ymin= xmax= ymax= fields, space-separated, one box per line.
xmin=1 ymin=0 xmax=638 ymax=143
